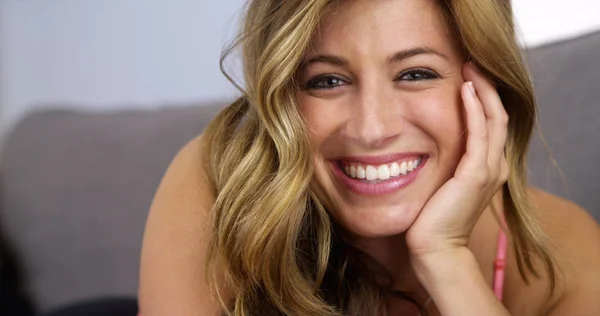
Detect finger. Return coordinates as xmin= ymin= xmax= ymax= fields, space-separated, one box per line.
xmin=463 ymin=63 xmax=508 ymax=170
xmin=457 ymin=80 xmax=489 ymax=183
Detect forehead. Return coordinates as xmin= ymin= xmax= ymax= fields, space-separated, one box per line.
xmin=310 ymin=0 xmax=456 ymax=58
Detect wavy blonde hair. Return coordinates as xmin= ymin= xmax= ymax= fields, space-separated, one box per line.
xmin=202 ymin=0 xmax=557 ymax=315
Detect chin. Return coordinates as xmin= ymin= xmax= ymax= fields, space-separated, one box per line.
xmin=326 ymin=198 xmax=426 ymax=239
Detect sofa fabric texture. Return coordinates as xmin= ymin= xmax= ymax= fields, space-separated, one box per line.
xmin=1 ymin=31 xmax=599 ymax=312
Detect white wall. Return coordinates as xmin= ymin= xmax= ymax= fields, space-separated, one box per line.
xmin=1 ymin=0 xmax=599 ymax=137
xmin=0 ymin=0 xmax=246 ymax=134
xmin=512 ymin=0 xmax=600 ymax=46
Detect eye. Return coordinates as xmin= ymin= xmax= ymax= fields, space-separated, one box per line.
xmin=397 ymin=68 xmax=440 ymax=82
xmin=304 ymin=75 xmax=348 ymax=90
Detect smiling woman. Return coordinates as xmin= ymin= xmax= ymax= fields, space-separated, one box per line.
xmin=139 ymin=0 xmax=600 ymax=315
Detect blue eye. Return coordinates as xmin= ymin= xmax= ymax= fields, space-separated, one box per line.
xmin=304 ymin=76 xmax=347 ymax=90
xmin=397 ymin=69 xmax=440 ymax=81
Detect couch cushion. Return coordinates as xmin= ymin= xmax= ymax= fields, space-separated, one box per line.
xmin=0 ymin=104 xmax=225 ymax=311
xmin=526 ymin=31 xmax=600 ymax=221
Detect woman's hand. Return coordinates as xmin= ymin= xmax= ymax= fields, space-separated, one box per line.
xmin=406 ymin=62 xmax=509 ymax=259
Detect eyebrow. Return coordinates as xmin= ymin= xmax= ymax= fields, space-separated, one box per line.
xmin=302 ymin=47 xmax=448 ymax=67
xmin=388 ymin=47 xmax=449 ymax=63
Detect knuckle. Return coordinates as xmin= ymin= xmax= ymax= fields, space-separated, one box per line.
xmin=471 ymin=170 xmax=489 ymax=187
xmin=493 ymin=160 xmax=510 ymax=188
xmin=497 ymin=172 xmax=508 ymax=187
xmin=501 ymin=112 xmax=509 ymax=125
xmin=499 ymin=162 xmax=510 ymax=182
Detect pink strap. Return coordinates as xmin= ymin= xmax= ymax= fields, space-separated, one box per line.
xmin=493 ymin=229 xmax=508 ymax=301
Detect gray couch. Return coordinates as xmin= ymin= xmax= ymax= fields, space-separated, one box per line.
xmin=1 ymin=31 xmax=599 ymax=313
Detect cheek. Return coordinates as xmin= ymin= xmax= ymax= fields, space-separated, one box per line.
xmin=298 ymin=95 xmax=344 ymax=210
xmin=414 ymin=88 xmax=463 ymax=136
xmin=297 ymin=94 xmax=345 ymax=147
xmin=405 ymin=88 xmax=466 ymax=161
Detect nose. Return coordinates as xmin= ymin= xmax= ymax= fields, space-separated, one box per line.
xmin=342 ymin=83 xmax=401 ymax=148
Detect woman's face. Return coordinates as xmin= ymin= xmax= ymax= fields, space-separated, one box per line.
xmin=297 ymin=0 xmax=467 ymax=238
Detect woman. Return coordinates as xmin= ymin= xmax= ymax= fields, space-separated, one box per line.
xmin=139 ymin=0 xmax=600 ymax=315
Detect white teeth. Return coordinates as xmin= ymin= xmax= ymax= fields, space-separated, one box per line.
xmin=342 ymin=156 xmax=423 ymax=180
xmin=377 ymin=165 xmax=390 ymax=180
xmin=350 ymin=165 xmax=357 ymax=178
xmin=390 ymin=162 xmax=400 ymax=177
xmin=356 ymin=165 xmax=366 ymax=179
xmin=365 ymin=165 xmax=378 ymax=181
xmin=399 ymin=161 xmax=408 ymax=175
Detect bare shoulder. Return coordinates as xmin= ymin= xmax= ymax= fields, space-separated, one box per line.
xmin=528 ymin=188 xmax=600 ymax=314
xmin=139 ymin=134 xmax=224 ymax=316
xmin=529 ymin=188 xmax=600 ymax=260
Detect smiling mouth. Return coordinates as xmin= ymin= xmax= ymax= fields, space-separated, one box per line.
xmin=338 ymin=156 xmax=424 ymax=182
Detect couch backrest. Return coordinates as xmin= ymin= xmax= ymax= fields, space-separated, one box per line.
xmin=0 ymin=105 xmax=225 ymax=312
xmin=527 ymin=31 xmax=600 ymax=220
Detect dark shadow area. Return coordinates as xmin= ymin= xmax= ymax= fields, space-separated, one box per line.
xmin=0 ymin=218 xmax=36 ymax=316
xmin=41 ymin=297 xmax=137 ymax=316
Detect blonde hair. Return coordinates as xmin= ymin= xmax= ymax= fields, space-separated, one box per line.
xmin=203 ymin=0 xmax=557 ymax=315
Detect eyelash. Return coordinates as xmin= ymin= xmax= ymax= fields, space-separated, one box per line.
xmin=304 ymin=68 xmax=440 ymax=90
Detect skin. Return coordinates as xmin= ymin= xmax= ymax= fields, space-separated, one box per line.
xmin=138 ymin=0 xmax=600 ymax=315
xmin=295 ymin=0 xmax=600 ymax=315
xmin=299 ymin=0 xmax=465 ymax=239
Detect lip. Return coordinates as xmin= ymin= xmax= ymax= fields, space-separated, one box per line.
xmin=330 ymin=155 xmax=428 ymax=196
xmin=334 ymin=152 xmax=425 ymax=165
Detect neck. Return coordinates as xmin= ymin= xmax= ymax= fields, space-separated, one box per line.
xmin=353 ymin=233 xmax=423 ymax=293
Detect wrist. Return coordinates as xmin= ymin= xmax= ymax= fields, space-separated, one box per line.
xmin=410 ymin=247 xmax=477 ymax=286
xmin=410 ymin=248 xmax=509 ymax=315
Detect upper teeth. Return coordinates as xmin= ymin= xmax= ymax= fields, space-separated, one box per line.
xmin=343 ymin=157 xmax=422 ymax=181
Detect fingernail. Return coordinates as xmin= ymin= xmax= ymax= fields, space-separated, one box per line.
xmin=467 ymin=81 xmax=476 ymax=95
